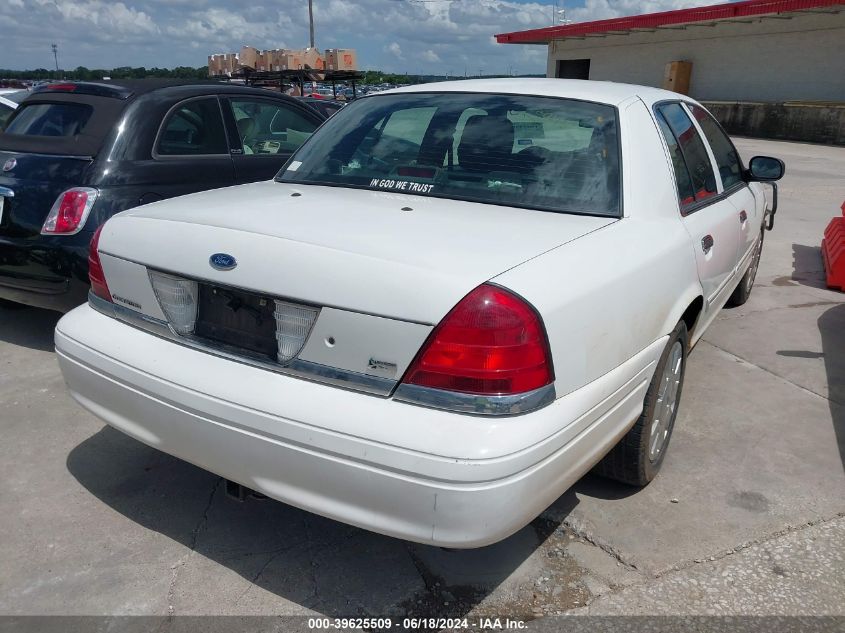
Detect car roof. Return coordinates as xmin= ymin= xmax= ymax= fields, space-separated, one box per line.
xmin=383 ymin=78 xmax=692 ymax=107
xmin=0 ymin=82 xmax=302 ymax=158
xmin=30 ymin=80 xmax=291 ymax=100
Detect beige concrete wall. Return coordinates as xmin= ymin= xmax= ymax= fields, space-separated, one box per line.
xmin=545 ymin=11 xmax=845 ymax=102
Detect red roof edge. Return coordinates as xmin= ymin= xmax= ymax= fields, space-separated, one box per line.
xmin=496 ymin=0 xmax=844 ymax=43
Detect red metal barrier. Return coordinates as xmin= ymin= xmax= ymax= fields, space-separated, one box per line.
xmin=821 ymin=201 xmax=845 ymax=291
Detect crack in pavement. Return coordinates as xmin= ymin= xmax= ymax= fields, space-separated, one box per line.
xmin=301 ymin=514 xmax=321 ymax=610
xmin=698 ymin=339 xmax=844 ymax=407
xmin=234 ymin=545 xmax=300 ymax=606
xmin=641 ymin=511 xmax=844 ymax=580
xmin=164 ymin=477 xmax=222 ymax=618
xmin=554 ymin=516 xmax=643 ymax=577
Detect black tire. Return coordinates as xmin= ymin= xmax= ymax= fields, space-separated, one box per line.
xmin=594 ymin=321 xmax=688 ymax=486
xmin=727 ymin=229 xmax=764 ymax=307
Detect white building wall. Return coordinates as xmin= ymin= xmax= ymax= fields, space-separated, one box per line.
xmin=545 ymin=11 xmax=845 ymax=102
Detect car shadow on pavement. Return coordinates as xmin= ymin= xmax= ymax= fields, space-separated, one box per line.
xmin=818 ymin=303 xmax=845 ymax=473
xmin=565 ymin=472 xmax=642 ymax=501
xmin=0 ymin=304 xmax=60 ymax=352
xmin=66 ymin=426 xmax=601 ymax=618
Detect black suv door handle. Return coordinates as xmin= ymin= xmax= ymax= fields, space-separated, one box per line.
xmin=702 ymin=234 xmax=714 ymax=254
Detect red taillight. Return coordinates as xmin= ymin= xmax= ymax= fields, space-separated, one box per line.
xmin=88 ymin=224 xmax=111 ymax=302
xmin=402 ymin=284 xmax=553 ymax=396
xmin=41 ymin=188 xmax=98 ymax=235
xmin=44 ymin=83 xmax=77 ymax=92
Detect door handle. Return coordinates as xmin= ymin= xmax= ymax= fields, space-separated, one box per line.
xmin=739 ymin=210 xmax=747 ymax=223
xmin=702 ymin=234 xmax=714 ymax=254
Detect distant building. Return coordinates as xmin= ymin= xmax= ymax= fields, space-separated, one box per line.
xmin=208 ymin=45 xmax=352 ymax=76
xmin=207 ymin=53 xmax=238 ymax=76
xmin=238 ymin=46 xmax=261 ymax=71
xmin=496 ymin=0 xmax=845 ymax=144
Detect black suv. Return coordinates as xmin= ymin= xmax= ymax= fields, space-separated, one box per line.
xmin=0 ymin=80 xmax=325 ymax=312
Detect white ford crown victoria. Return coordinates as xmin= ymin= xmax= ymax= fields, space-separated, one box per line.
xmin=55 ymin=79 xmax=784 ymax=547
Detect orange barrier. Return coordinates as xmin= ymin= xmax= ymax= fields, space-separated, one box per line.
xmin=821 ymin=201 xmax=845 ymax=291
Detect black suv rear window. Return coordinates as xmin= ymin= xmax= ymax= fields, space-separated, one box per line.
xmin=0 ymin=94 xmax=125 ymax=157
xmin=5 ymin=103 xmax=93 ymax=137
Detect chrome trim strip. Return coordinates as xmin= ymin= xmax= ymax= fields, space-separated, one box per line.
xmin=393 ymin=383 xmax=556 ymax=417
xmin=88 ymin=292 xmax=396 ymax=397
xmin=0 ymin=151 xmax=94 ymax=161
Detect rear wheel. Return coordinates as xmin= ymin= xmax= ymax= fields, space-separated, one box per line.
xmin=727 ymin=229 xmax=764 ymax=307
xmin=594 ymin=321 xmax=688 ymax=486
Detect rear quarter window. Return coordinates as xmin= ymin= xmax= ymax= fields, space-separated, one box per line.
xmin=5 ymin=103 xmax=93 ymax=137
xmin=156 ymin=97 xmax=228 ymax=156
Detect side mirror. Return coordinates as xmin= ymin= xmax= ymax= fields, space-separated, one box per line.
xmin=748 ymin=156 xmax=785 ymax=182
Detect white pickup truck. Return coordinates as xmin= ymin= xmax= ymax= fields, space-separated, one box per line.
xmin=55 ymin=79 xmax=784 ymax=547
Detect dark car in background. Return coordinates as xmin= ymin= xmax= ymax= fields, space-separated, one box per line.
xmin=298 ymin=96 xmax=345 ymax=118
xmin=0 ymin=80 xmax=325 ymax=312
xmin=0 ymin=90 xmax=28 ymax=129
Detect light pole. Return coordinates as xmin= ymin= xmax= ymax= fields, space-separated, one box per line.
xmin=308 ymin=0 xmax=315 ymax=48
xmin=51 ymin=43 xmax=59 ymax=76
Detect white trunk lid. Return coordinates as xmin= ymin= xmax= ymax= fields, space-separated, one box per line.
xmin=101 ymin=181 xmax=615 ymax=325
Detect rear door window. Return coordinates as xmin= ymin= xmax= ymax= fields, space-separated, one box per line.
xmin=654 ymin=109 xmax=696 ymax=207
xmin=157 ymin=97 xmax=227 ymax=156
xmin=5 ymin=103 xmax=93 ymax=137
xmin=656 ymin=103 xmax=718 ymax=208
xmin=687 ymin=103 xmax=744 ymax=190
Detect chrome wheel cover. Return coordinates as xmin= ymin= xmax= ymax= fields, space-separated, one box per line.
xmin=649 ymin=341 xmax=683 ymax=461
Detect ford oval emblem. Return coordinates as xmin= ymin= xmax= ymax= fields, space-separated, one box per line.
xmin=209 ymin=253 xmax=237 ymax=271
xmin=2 ymin=158 xmax=15 ymax=172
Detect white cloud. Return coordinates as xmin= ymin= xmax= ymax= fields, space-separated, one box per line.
xmin=421 ymin=49 xmax=441 ymax=63
xmin=0 ymin=0 xmax=736 ymax=74
xmin=568 ymin=0 xmax=711 ymax=21
xmin=385 ymin=41 xmax=404 ymax=59
xmin=35 ymin=0 xmax=159 ymax=38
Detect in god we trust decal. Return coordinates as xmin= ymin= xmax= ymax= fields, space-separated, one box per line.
xmin=369 ymin=178 xmax=435 ymax=194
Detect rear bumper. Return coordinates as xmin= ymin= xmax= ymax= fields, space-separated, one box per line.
xmin=0 ymin=234 xmax=90 ymax=312
xmin=55 ymin=304 xmax=664 ymax=547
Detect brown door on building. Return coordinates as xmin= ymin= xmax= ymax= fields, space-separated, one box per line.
xmin=556 ymin=59 xmax=590 ymax=79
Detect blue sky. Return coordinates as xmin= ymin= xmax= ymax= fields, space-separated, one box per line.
xmin=0 ymin=0 xmax=723 ymax=74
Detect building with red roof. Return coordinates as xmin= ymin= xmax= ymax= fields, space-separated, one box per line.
xmin=497 ymin=0 xmax=844 ymax=143
xmin=498 ymin=0 xmax=844 ymax=103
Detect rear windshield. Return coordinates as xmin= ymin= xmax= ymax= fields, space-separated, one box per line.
xmin=5 ymin=103 xmax=93 ymax=137
xmin=278 ymin=92 xmax=621 ymax=217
